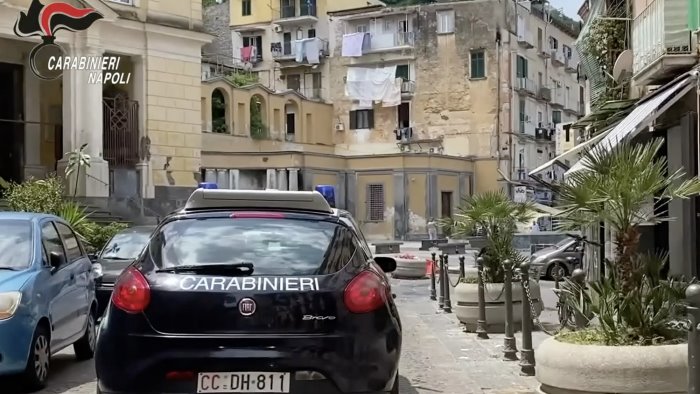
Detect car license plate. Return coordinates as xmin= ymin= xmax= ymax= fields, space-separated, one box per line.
xmin=197 ymin=372 xmax=290 ymax=393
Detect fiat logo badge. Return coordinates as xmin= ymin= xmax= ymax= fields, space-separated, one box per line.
xmin=238 ymin=298 xmax=256 ymax=316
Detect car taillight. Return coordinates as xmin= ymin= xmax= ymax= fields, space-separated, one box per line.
xmin=111 ymin=267 xmax=150 ymax=314
xmin=230 ymin=212 xmax=286 ymax=219
xmin=343 ymin=270 xmax=388 ymax=313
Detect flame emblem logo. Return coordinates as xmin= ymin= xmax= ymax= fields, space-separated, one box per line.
xmin=14 ymin=0 xmax=103 ymax=80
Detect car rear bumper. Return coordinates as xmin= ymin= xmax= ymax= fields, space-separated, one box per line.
xmin=96 ymin=286 xmax=113 ymax=317
xmin=0 ymin=315 xmax=33 ymax=375
xmin=95 ymin=319 xmax=400 ymax=393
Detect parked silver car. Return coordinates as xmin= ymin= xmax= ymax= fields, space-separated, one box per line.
xmin=530 ymin=238 xmax=583 ymax=279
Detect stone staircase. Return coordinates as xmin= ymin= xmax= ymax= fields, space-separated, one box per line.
xmin=0 ymin=199 xmax=130 ymax=225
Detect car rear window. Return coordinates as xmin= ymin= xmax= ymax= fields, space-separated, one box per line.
xmin=147 ymin=216 xmax=348 ymax=275
xmin=101 ymin=231 xmax=151 ymax=260
xmin=0 ymin=220 xmax=33 ymax=269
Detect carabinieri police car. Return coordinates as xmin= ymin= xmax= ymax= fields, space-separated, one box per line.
xmin=94 ymin=188 xmax=402 ymax=394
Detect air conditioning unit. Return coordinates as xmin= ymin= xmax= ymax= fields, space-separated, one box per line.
xmin=273 ymin=25 xmax=282 ymax=33
xmin=334 ymin=123 xmax=344 ymax=131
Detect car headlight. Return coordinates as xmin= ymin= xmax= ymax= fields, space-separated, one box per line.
xmin=91 ymin=263 xmax=104 ymax=281
xmin=0 ymin=291 xmax=22 ymax=320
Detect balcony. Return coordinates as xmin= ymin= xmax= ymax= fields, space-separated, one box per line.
xmin=537 ymin=86 xmax=551 ymax=102
xmin=519 ymin=120 xmax=536 ymax=136
xmin=273 ymin=3 xmax=318 ymax=25
xmin=550 ymin=89 xmax=565 ymax=108
xmin=363 ymin=31 xmax=415 ymax=53
xmin=271 ymin=38 xmax=329 ymax=62
xmin=516 ymin=15 xmax=535 ymax=49
xmin=564 ymin=101 xmax=580 ymax=116
xmin=565 ymin=51 xmax=579 ymax=73
xmin=515 ymin=77 xmax=537 ymax=96
xmin=400 ymin=79 xmax=416 ymax=98
xmin=632 ymin=0 xmax=697 ymax=85
xmin=551 ymin=50 xmax=565 ymax=67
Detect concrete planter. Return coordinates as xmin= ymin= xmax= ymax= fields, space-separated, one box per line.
xmin=536 ymin=337 xmax=687 ymax=393
xmin=454 ymin=280 xmax=543 ymax=333
xmin=392 ymin=257 xmax=427 ymax=279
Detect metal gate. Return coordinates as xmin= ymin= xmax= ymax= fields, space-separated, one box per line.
xmin=103 ymin=93 xmax=140 ymax=197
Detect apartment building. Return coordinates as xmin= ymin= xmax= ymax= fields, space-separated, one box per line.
xmin=225 ymin=0 xmax=382 ymax=101
xmin=511 ymin=2 xmax=584 ymax=203
xmin=0 ymin=0 xmax=210 ymax=210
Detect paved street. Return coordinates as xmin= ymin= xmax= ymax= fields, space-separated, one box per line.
xmin=2 ymin=274 xmax=558 ymax=394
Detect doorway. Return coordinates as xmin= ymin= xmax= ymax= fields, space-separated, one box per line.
xmin=441 ymin=191 xmax=453 ymax=219
xmin=0 ymin=63 xmax=25 ymax=184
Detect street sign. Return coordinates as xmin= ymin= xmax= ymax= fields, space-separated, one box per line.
xmin=514 ymin=186 xmax=527 ymax=203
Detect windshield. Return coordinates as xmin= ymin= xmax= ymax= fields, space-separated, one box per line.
xmin=101 ymin=231 xmax=151 ymax=260
xmin=147 ymin=217 xmax=345 ymax=275
xmin=555 ymin=238 xmax=575 ymax=249
xmin=0 ymin=220 xmax=33 ymax=269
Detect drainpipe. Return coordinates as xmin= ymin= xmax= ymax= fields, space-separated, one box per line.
xmin=496 ymin=28 xmax=503 ymax=191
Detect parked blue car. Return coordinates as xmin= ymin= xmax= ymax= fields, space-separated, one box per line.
xmin=0 ymin=212 xmax=98 ymax=391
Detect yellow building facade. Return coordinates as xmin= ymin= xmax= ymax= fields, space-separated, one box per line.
xmin=0 ymin=0 xmax=210 ymax=209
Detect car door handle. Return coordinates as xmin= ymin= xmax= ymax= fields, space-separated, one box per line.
xmin=70 ymin=273 xmax=75 ymax=281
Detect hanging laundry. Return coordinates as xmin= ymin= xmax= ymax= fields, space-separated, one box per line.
xmin=358 ymin=100 xmax=373 ymax=108
xmin=240 ymin=46 xmax=253 ymax=62
xmin=345 ymin=66 xmax=397 ymax=103
xmin=381 ymin=78 xmax=402 ymax=107
xmin=341 ymin=32 xmax=366 ymax=57
xmin=250 ymin=46 xmax=258 ymax=63
xmin=305 ymin=38 xmax=320 ymax=64
xmin=294 ymin=40 xmax=306 ymax=63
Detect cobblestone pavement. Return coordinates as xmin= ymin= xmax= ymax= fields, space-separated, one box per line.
xmin=4 ymin=273 xmax=559 ymax=394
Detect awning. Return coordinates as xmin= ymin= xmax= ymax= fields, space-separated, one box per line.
xmin=531 ymin=202 xmax=562 ymax=216
xmin=566 ymin=73 xmax=697 ymax=175
xmin=528 ymin=128 xmax=611 ymax=176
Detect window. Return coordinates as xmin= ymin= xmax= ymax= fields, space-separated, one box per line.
xmin=565 ymin=127 xmax=570 ymax=142
xmin=55 ymin=222 xmax=83 ymax=262
xmin=0 ymin=220 xmax=32 ymax=269
xmin=549 ymin=36 xmax=558 ymax=50
xmin=396 ymin=64 xmax=410 ymax=80
xmin=148 ymin=217 xmax=353 ymax=275
xmin=537 ymin=111 xmax=543 ymax=124
xmin=437 ymin=10 xmax=455 ymax=34
xmin=42 ymin=222 xmax=66 ymax=264
xmin=242 ymin=0 xmax=251 ymax=16
xmin=552 ymin=110 xmax=562 ymax=124
xmin=307 ymin=29 xmax=316 ymax=38
xmin=349 ymin=109 xmax=374 ymax=129
xmin=101 ymin=230 xmax=151 ymax=261
xmin=286 ymin=74 xmax=301 ymax=91
xmin=367 ymin=184 xmax=385 ymax=221
xmin=356 ymin=25 xmax=368 ymax=33
xmin=242 ymin=36 xmax=263 ymax=61
xmin=516 ymin=55 xmax=528 ymax=78
xmin=563 ymin=45 xmax=572 ymax=59
xmin=470 ymin=50 xmax=485 ymax=79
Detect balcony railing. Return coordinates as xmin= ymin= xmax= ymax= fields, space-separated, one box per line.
xmin=271 ymin=38 xmax=329 ymax=60
xmin=632 ymin=0 xmax=694 ymax=75
xmin=516 ymin=77 xmax=537 ymax=94
xmin=550 ymin=89 xmax=565 ymax=108
xmin=400 ymin=79 xmax=416 ymax=94
xmin=364 ymin=31 xmax=415 ymax=52
xmin=551 ymin=50 xmax=565 ymax=66
xmin=519 ymin=120 xmax=536 ymax=135
xmin=274 ymin=3 xmax=317 ymax=20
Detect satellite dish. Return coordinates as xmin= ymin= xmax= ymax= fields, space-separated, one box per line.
xmin=612 ymin=49 xmax=633 ymax=82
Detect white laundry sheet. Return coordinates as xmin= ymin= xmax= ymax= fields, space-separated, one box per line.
xmin=294 ymin=38 xmax=320 ymax=64
xmin=345 ymin=66 xmax=401 ymax=107
xmin=341 ymin=32 xmax=366 ymax=57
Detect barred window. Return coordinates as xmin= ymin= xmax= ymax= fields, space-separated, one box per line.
xmin=367 ymin=184 xmax=384 ymax=222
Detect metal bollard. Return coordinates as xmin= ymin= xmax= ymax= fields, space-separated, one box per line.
xmin=686 ymin=284 xmax=700 ymax=394
xmin=503 ymin=260 xmax=518 ymax=361
xmin=571 ymin=268 xmax=587 ymax=330
xmin=459 ymin=256 xmax=466 ymax=279
xmin=443 ymin=255 xmax=452 ymax=313
xmin=429 ymin=252 xmax=437 ymax=301
xmin=475 ymin=257 xmax=489 ymax=339
xmin=519 ymin=261 xmax=535 ymax=376
xmin=437 ymin=254 xmax=445 ymax=309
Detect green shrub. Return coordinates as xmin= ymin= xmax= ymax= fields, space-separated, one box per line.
xmin=81 ymin=221 xmax=129 ymax=253
xmin=3 ymin=175 xmax=64 ymax=215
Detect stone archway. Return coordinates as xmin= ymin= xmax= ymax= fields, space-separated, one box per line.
xmin=283 ymin=99 xmax=298 ymax=142
xmin=211 ymin=88 xmax=229 ymax=133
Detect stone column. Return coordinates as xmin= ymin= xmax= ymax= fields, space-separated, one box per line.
xmin=288 ymin=168 xmax=299 ymax=191
xmin=229 ymin=169 xmax=240 ymax=189
xmin=57 ymin=44 xmax=109 ymax=197
xmin=204 ymin=169 xmax=217 ymax=183
xmin=277 ymin=169 xmax=288 ymax=190
xmin=217 ymin=169 xmax=229 ymax=188
xmin=23 ymin=57 xmax=46 ymax=180
xmin=132 ymin=55 xmax=153 ymax=198
xmin=266 ymin=169 xmax=277 ymax=189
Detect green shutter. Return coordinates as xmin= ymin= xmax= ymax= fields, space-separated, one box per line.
xmin=690 ymin=0 xmax=700 ymax=30
xmin=349 ymin=111 xmax=357 ymax=129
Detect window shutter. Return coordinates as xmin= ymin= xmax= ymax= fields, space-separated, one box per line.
xmin=349 ymin=111 xmax=357 ymax=129
xmin=365 ymin=184 xmax=371 ymax=220
xmin=367 ymin=110 xmax=375 ymax=129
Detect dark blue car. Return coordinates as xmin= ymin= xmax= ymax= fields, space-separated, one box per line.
xmin=95 ymin=189 xmax=402 ymax=394
xmin=0 ymin=212 xmax=98 ymax=391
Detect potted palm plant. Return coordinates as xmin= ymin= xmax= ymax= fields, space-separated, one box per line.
xmin=536 ymin=138 xmax=700 ymax=394
xmin=451 ymin=191 xmax=544 ymax=332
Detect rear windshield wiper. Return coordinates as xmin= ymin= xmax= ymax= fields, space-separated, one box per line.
xmin=102 ymin=257 xmax=134 ymax=261
xmin=156 ymin=262 xmax=254 ymax=276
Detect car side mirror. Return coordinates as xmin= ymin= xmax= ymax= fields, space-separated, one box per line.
xmin=49 ymin=251 xmax=65 ymax=271
xmin=374 ymin=256 xmax=397 ymax=273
